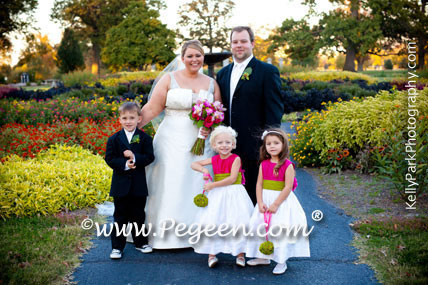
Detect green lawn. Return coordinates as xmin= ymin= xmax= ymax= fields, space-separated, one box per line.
xmin=360 ymin=70 xmax=407 ymax=81
xmin=21 ymin=85 xmax=51 ymax=91
xmin=352 ymin=218 xmax=428 ymax=284
xmin=308 ymin=168 xmax=428 ymax=284
xmin=0 ymin=210 xmax=103 ymax=284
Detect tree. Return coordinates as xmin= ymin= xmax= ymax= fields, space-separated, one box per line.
xmin=177 ymin=0 xmax=235 ymax=53
xmin=384 ymin=59 xmax=393 ymax=69
xmin=0 ymin=0 xmax=37 ymax=53
xmin=269 ymin=19 xmax=320 ymax=67
xmin=51 ymin=0 xmax=165 ymax=72
xmin=319 ymin=2 xmax=383 ymax=71
xmin=57 ymin=28 xmax=85 ymax=73
xmin=0 ymin=64 xmax=12 ymax=83
xmin=302 ymin=0 xmax=384 ymax=71
xmin=335 ymin=54 xmax=346 ymax=69
xmin=355 ymin=54 xmax=371 ymax=71
xmin=369 ymin=0 xmax=428 ymax=69
xmin=14 ymin=34 xmax=57 ymax=81
xmin=303 ymin=0 xmax=427 ymax=70
xmin=252 ymin=36 xmax=278 ymax=65
xmin=101 ymin=2 xmax=176 ymax=71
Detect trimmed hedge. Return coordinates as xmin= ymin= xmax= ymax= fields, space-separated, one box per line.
xmin=281 ymin=78 xmax=393 ymax=113
xmin=0 ymin=145 xmax=112 ymax=218
xmin=291 ymin=88 xmax=428 ymax=173
xmin=288 ymin=71 xmax=377 ymax=84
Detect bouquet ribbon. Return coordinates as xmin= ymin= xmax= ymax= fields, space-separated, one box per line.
xmin=202 ymin=173 xmax=213 ymax=195
xmin=197 ymin=127 xmax=206 ymax=139
xmin=259 ymin=211 xmax=274 ymax=255
xmin=264 ymin=211 xmax=272 ymax=241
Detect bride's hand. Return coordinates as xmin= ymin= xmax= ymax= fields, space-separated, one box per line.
xmin=200 ymin=127 xmax=211 ymax=138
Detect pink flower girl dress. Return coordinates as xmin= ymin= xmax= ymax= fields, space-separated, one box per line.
xmin=246 ymin=159 xmax=310 ymax=263
xmin=193 ymin=154 xmax=253 ymax=255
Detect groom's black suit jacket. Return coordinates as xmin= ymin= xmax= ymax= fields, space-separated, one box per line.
xmin=216 ymin=57 xmax=284 ymax=161
xmin=105 ymin=128 xmax=154 ymax=197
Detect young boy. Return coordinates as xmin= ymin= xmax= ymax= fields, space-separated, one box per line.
xmin=105 ymin=101 xmax=155 ymax=259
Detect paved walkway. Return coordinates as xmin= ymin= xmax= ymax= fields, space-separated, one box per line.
xmin=73 ymin=123 xmax=378 ymax=284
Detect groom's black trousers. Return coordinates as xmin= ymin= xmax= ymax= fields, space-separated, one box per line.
xmin=111 ymin=195 xmax=148 ymax=250
xmin=241 ymin=159 xmax=259 ymax=205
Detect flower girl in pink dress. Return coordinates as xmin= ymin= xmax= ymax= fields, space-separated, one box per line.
xmin=246 ymin=128 xmax=310 ymax=275
xmin=191 ymin=126 xmax=253 ymax=268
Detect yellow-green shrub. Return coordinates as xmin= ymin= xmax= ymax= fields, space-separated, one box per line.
xmin=0 ymin=145 xmax=112 ymax=218
xmin=290 ymin=112 xmax=323 ymax=167
xmin=312 ymin=91 xmax=405 ymax=155
xmin=62 ymin=70 xmax=97 ymax=87
xmin=289 ymin=71 xmax=377 ymax=84
xmin=292 ymin=88 xmax=428 ymax=168
xmin=96 ymin=71 xmax=160 ymax=87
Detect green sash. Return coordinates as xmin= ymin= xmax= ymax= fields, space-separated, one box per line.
xmin=214 ymin=173 xmax=243 ymax=185
xmin=263 ymin=179 xmax=285 ymax=191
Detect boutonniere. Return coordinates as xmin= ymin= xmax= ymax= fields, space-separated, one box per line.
xmin=130 ymin=135 xmax=140 ymax=144
xmin=241 ymin=67 xmax=252 ymax=80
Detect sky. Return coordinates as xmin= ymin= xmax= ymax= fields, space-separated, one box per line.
xmin=8 ymin=0 xmax=335 ymax=66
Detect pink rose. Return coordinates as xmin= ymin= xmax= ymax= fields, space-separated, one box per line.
xmin=204 ymin=116 xmax=214 ymax=128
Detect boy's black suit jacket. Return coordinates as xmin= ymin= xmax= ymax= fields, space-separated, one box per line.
xmin=216 ymin=57 xmax=284 ymax=161
xmin=105 ymin=128 xmax=154 ymax=197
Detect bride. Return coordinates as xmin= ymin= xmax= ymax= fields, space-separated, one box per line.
xmin=139 ymin=40 xmax=221 ymax=249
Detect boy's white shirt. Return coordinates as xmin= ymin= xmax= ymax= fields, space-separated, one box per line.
xmin=124 ymin=128 xmax=136 ymax=170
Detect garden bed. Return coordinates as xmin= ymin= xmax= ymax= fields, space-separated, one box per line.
xmin=308 ymin=168 xmax=428 ymax=218
xmin=308 ymin=168 xmax=428 ymax=283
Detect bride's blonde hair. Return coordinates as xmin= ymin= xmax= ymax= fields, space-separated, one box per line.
xmin=181 ymin=40 xmax=204 ymax=57
xmin=209 ymin=126 xmax=237 ymax=149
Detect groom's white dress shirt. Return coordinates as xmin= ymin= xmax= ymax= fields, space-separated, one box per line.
xmin=229 ymin=55 xmax=253 ymax=119
xmin=124 ymin=128 xmax=136 ymax=170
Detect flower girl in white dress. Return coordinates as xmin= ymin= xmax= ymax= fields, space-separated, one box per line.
xmin=191 ymin=126 xmax=253 ymax=268
xmin=246 ymin=128 xmax=310 ymax=275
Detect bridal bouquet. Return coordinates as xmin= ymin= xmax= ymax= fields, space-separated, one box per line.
xmin=189 ymin=100 xmax=225 ymax=155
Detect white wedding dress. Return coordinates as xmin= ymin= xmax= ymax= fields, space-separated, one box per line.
xmin=144 ymin=73 xmax=215 ymax=249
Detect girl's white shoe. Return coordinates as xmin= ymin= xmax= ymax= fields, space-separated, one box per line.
xmin=273 ymin=262 xmax=287 ymax=274
xmin=236 ymin=256 xmax=246 ymax=267
xmin=208 ymin=256 xmax=218 ymax=268
xmin=246 ymin=258 xmax=270 ymax=266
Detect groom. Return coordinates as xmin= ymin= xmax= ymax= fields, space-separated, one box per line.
xmin=216 ymin=26 xmax=284 ymax=204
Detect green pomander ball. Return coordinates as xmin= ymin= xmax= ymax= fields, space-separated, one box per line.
xmin=259 ymin=241 xmax=274 ymax=255
xmin=194 ymin=194 xmax=208 ymax=207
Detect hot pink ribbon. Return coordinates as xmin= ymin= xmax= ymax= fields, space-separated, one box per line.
xmin=264 ymin=211 xmax=272 ymax=241
xmin=240 ymin=169 xmax=246 ymax=185
xmin=202 ymin=173 xmax=212 ymax=195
